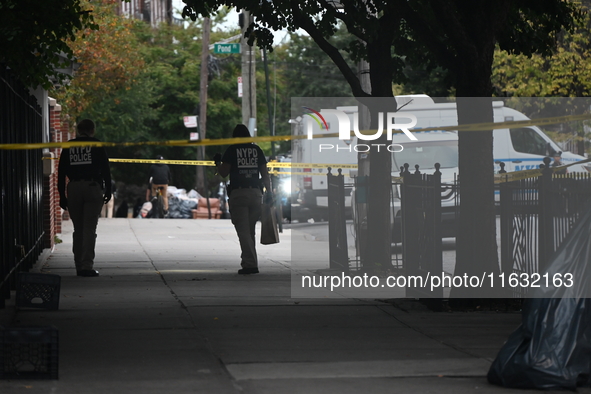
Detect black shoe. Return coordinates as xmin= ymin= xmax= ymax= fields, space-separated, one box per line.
xmin=238 ymin=268 xmax=259 ymax=275
xmin=77 ymin=269 xmax=99 ymax=277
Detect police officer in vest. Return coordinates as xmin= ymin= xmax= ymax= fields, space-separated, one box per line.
xmin=58 ymin=119 xmax=112 ymax=277
xmin=214 ymin=124 xmax=272 ymax=274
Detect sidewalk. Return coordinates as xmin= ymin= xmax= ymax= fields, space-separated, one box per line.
xmin=0 ymin=218 xmax=583 ymax=393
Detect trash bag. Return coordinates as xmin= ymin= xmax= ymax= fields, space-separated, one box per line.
xmin=167 ymin=196 xmax=198 ymax=219
xmin=488 ymin=209 xmax=591 ymax=390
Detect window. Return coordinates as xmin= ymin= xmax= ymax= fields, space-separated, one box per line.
xmin=510 ymin=128 xmax=549 ymax=156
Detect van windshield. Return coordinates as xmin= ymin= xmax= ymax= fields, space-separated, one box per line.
xmin=392 ymin=140 xmax=458 ymax=171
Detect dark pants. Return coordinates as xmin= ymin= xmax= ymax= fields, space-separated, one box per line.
xmin=67 ymin=181 xmax=104 ymax=271
xmin=229 ymin=188 xmax=262 ymax=269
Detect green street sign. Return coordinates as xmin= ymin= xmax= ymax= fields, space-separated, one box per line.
xmin=213 ymin=43 xmax=241 ymax=54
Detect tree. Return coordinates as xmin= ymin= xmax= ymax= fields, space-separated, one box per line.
xmin=0 ymin=0 xmax=97 ymax=89
xmin=268 ymin=26 xmax=355 ymax=153
xmin=492 ymin=1 xmax=591 ymax=155
xmin=53 ymin=0 xmax=146 ymax=123
xmin=134 ymin=19 xmax=246 ymax=192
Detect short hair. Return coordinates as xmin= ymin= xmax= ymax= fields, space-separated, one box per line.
xmin=232 ymin=124 xmax=251 ymax=138
xmin=77 ymin=119 xmax=95 ymax=136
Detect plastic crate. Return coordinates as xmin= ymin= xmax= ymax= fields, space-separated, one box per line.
xmin=15 ymin=273 xmax=61 ymax=310
xmin=0 ymin=326 xmax=59 ymax=379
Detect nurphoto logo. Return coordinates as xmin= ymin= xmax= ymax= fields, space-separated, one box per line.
xmin=303 ymin=107 xmax=416 ymax=153
xmin=303 ymin=107 xmax=418 ymax=141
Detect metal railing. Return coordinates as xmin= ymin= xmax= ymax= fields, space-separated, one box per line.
xmin=498 ymin=159 xmax=591 ymax=297
xmin=0 ymin=67 xmax=45 ymax=308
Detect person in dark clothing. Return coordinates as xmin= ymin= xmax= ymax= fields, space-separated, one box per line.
xmin=214 ymin=124 xmax=272 ymax=275
xmin=115 ymin=200 xmax=129 ymax=218
xmin=148 ymin=155 xmax=172 ymax=211
xmin=101 ymin=179 xmax=117 ymax=218
xmin=551 ymin=151 xmax=567 ymax=175
xmin=58 ymin=119 xmax=112 ymax=277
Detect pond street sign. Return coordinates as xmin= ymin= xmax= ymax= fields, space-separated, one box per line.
xmin=213 ymin=43 xmax=241 ymax=54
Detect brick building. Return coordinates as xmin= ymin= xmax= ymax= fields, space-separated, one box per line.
xmin=118 ymin=0 xmax=174 ymax=27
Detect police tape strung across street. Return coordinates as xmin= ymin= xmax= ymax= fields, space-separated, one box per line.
xmin=3 ymin=112 xmax=591 ymax=151
xmin=11 ymin=112 xmax=591 ymax=184
xmin=44 ymin=155 xmax=591 ymax=184
xmin=493 ymin=157 xmax=591 ymax=183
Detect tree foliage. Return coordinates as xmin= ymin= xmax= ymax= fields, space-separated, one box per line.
xmin=493 ymin=2 xmax=591 ymax=98
xmin=53 ymin=0 xmax=145 ymax=122
xmin=54 ymin=9 xmax=250 ymax=192
xmin=0 ymin=0 xmax=97 ymax=89
xmin=491 ymin=1 xmax=591 ymax=155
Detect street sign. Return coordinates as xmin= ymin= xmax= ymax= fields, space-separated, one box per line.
xmin=183 ymin=115 xmax=197 ymax=128
xmin=213 ymin=43 xmax=241 ymax=54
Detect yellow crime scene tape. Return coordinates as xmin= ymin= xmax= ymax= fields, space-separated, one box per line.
xmin=109 ymin=158 xmax=215 ymax=166
xmin=12 ymin=112 xmax=591 ymax=184
xmin=493 ymin=157 xmax=591 ymax=183
xmin=3 ymin=112 xmax=591 ymax=151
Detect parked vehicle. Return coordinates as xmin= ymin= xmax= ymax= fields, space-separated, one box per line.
xmin=293 ymin=95 xmax=587 ymax=237
xmin=276 ymin=176 xmax=297 ymax=222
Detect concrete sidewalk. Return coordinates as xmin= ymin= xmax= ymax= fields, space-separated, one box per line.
xmin=0 ymin=218 xmax=584 ymax=393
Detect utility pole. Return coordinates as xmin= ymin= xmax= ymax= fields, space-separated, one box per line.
xmin=240 ymin=11 xmax=256 ymax=135
xmin=197 ymin=16 xmax=211 ymax=194
xmin=263 ymin=48 xmax=274 ymax=157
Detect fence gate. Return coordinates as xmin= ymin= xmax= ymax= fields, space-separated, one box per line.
xmin=400 ymin=164 xmax=443 ymax=298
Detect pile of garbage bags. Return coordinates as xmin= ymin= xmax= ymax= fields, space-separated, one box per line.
xmin=488 ymin=209 xmax=591 ymax=390
xmin=137 ymin=186 xmax=202 ymax=219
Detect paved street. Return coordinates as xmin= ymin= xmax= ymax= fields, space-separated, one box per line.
xmin=0 ymin=218 xmax=586 ymax=393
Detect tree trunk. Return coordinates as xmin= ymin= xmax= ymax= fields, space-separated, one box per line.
xmin=451 ymin=42 xmax=501 ymax=299
xmin=363 ymin=42 xmax=395 ymax=274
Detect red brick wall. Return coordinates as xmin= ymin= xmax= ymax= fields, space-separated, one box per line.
xmin=43 ymin=100 xmax=74 ymax=249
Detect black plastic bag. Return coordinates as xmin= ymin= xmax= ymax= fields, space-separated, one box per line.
xmin=488 ymin=209 xmax=591 ymax=390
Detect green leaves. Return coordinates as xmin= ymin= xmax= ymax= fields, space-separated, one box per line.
xmin=0 ymin=0 xmax=97 ymax=88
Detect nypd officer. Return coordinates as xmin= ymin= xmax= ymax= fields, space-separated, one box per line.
xmin=214 ymin=124 xmax=272 ymax=274
xmin=58 ymin=119 xmax=112 ymax=277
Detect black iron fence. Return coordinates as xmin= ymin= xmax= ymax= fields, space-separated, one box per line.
xmin=326 ymin=168 xmax=349 ymax=271
xmin=344 ymin=157 xmax=591 ymax=299
xmin=0 ymin=67 xmax=45 ymax=308
xmin=498 ymin=159 xmax=591 ymax=297
xmin=399 ymin=164 xmax=444 ymax=298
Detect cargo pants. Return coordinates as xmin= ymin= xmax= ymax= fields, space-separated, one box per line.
xmin=67 ymin=180 xmax=104 ymax=271
xmin=229 ymin=188 xmax=262 ymax=269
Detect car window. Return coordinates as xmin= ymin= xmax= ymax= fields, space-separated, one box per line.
xmin=510 ymin=127 xmax=549 ymax=156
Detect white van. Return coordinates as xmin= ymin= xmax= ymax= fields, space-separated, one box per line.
xmin=292 ymin=96 xmax=587 ymax=222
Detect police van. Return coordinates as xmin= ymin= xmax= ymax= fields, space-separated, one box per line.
xmin=292 ymin=95 xmax=587 ymax=223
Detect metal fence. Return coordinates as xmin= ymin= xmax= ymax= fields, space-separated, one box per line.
xmin=344 ymin=157 xmax=591 ymax=299
xmin=326 ymin=168 xmax=349 ymax=271
xmin=0 ymin=67 xmax=45 ymax=308
xmin=498 ymin=160 xmax=591 ymax=297
xmin=399 ymin=164 xmax=444 ymax=298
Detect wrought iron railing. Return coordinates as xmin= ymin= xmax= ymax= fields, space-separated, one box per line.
xmin=0 ymin=67 xmax=45 ymax=308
